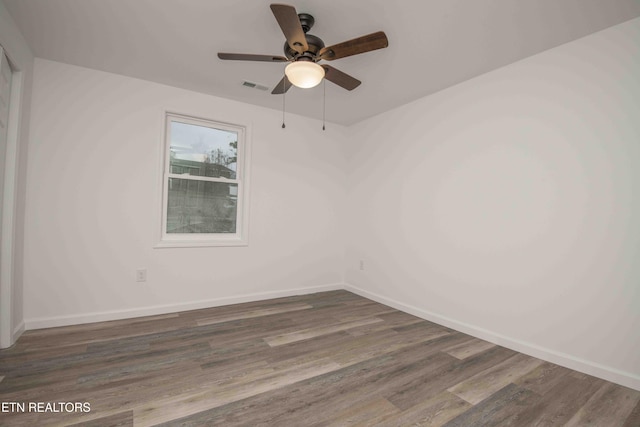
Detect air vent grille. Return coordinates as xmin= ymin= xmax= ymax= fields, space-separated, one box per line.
xmin=242 ymin=81 xmax=269 ymax=91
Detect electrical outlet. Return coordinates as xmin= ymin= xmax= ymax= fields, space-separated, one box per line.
xmin=136 ymin=269 xmax=147 ymax=282
xmin=359 ymin=260 xmax=365 ymax=271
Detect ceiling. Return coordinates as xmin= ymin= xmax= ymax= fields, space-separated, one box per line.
xmin=4 ymin=0 xmax=640 ymax=126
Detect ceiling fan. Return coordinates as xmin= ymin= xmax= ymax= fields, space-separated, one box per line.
xmin=218 ymin=3 xmax=389 ymax=94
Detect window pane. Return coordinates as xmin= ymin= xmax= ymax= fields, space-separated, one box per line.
xmin=167 ymin=178 xmax=238 ymax=234
xmin=169 ymin=121 xmax=238 ymax=179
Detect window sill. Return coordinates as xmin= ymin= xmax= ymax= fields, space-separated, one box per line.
xmin=154 ymin=238 xmax=248 ymax=248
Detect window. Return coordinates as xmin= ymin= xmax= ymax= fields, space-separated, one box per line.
xmin=158 ymin=113 xmax=250 ymax=247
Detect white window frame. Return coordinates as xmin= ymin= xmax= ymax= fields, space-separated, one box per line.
xmin=156 ymin=112 xmax=250 ymax=248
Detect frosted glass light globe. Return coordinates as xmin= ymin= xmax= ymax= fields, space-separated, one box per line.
xmin=285 ymin=61 xmax=325 ymax=88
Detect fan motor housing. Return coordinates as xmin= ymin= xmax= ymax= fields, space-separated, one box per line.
xmin=283 ymin=13 xmax=324 ymax=60
xmin=284 ymin=34 xmax=325 ymax=59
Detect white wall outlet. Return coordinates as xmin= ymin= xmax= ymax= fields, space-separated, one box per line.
xmin=359 ymin=260 xmax=365 ymax=271
xmin=136 ymin=269 xmax=147 ymax=282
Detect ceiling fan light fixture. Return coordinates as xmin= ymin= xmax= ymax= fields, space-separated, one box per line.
xmin=285 ymin=61 xmax=325 ymax=88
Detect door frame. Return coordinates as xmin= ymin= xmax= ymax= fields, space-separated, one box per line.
xmin=0 ymin=44 xmax=25 ymax=348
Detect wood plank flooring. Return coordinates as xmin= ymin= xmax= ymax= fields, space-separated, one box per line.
xmin=0 ymin=290 xmax=638 ymax=426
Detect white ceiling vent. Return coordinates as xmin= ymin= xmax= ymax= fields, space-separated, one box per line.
xmin=241 ymin=81 xmax=269 ymax=91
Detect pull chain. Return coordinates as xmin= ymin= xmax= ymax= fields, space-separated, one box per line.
xmin=281 ymin=75 xmax=286 ymax=129
xmin=322 ymin=79 xmax=326 ymax=131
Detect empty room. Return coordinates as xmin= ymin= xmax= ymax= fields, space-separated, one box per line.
xmin=1 ymin=0 xmax=639 ymax=425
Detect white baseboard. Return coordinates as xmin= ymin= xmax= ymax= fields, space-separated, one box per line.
xmin=12 ymin=320 xmax=24 ymax=343
xmin=345 ymin=283 xmax=640 ymax=392
xmin=24 ymin=282 xmax=344 ymax=330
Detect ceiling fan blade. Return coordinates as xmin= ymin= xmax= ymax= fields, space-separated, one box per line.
xmin=319 ymin=31 xmax=388 ymax=61
xmin=271 ymin=75 xmax=293 ymax=94
xmin=218 ymin=53 xmax=288 ymax=62
xmin=321 ymin=65 xmax=361 ymax=91
xmin=270 ymin=4 xmax=308 ymax=54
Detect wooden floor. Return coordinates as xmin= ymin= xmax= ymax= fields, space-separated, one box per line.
xmin=1 ymin=291 xmax=638 ymax=426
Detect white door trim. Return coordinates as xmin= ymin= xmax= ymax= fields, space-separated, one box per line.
xmin=0 ymin=44 xmax=23 ymax=348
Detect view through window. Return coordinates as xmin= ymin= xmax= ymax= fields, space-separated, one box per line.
xmin=161 ymin=113 xmax=248 ymax=246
